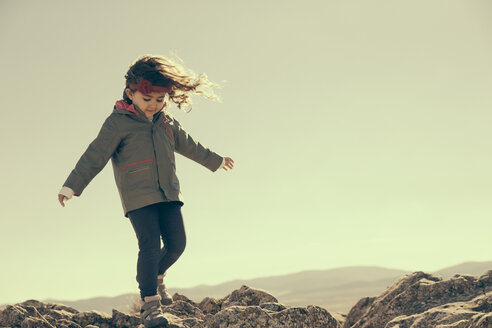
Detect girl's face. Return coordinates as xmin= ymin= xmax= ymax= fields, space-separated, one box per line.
xmin=125 ymin=89 xmax=167 ymax=118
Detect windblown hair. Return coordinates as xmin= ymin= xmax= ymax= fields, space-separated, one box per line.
xmin=122 ymin=54 xmax=222 ymax=113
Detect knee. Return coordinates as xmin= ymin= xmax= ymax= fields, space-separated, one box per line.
xmin=178 ymin=237 xmax=186 ymax=255
xmin=137 ymin=238 xmax=161 ymax=258
xmin=169 ymin=237 xmax=186 ymax=257
xmin=138 ymin=248 xmax=161 ymax=261
xmin=137 ymin=234 xmax=161 ymax=252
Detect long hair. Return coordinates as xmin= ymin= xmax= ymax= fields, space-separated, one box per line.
xmin=122 ymin=54 xmax=223 ymax=113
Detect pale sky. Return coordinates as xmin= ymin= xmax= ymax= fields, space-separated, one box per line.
xmin=0 ymin=0 xmax=491 ymax=305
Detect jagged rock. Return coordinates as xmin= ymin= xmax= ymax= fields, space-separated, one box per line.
xmin=20 ymin=317 xmax=54 ymax=328
xmin=203 ymin=304 xmax=341 ymax=328
xmin=345 ymin=269 xmax=492 ymax=328
xmin=162 ymin=300 xmax=204 ymax=319
xmin=0 ymin=300 xmax=83 ymax=328
xmin=204 ymin=305 xmax=273 ymax=327
xmin=0 ymin=304 xmax=30 ymax=327
xmin=161 ymin=313 xmax=186 ymax=328
xmin=197 ymin=297 xmax=221 ymax=315
xmin=111 ymin=309 xmax=141 ymax=328
xmin=385 ymin=291 xmax=492 ymax=328
xmin=219 ymin=285 xmax=278 ymax=308
xmin=52 ymin=318 xmax=82 ymax=327
xmin=180 ymin=317 xmax=202 ymax=327
xmin=259 ymin=302 xmax=287 ymax=312
xmin=172 ymin=293 xmax=198 ymax=307
xmin=72 ymin=310 xmax=112 ymax=328
xmin=270 ymin=305 xmax=341 ymax=328
xmin=342 ymin=297 xmax=375 ymax=328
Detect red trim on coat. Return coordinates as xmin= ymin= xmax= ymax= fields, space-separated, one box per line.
xmin=160 ymin=121 xmax=175 ymax=142
xmin=122 ymin=158 xmax=154 ymax=168
xmin=165 ymin=127 xmax=174 ymax=142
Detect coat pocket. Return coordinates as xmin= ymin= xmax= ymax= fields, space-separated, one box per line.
xmin=122 ymin=160 xmax=156 ymax=194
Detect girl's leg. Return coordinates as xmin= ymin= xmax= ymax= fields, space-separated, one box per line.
xmin=128 ymin=204 xmax=162 ymax=300
xmin=157 ymin=201 xmax=186 ymax=275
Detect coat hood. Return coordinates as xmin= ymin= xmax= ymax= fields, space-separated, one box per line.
xmin=114 ymin=99 xmax=139 ymax=114
xmin=113 ymin=99 xmax=151 ymax=122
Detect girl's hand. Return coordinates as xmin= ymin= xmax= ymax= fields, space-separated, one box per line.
xmin=58 ymin=194 xmax=69 ymax=207
xmin=222 ymin=157 xmax=235 ymax=171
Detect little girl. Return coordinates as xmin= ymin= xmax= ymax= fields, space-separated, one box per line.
xmin=58 ymin=55 xmax=234 ymax=328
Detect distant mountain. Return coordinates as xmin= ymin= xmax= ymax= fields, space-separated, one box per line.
xmin=432 ymin=261 xmax=492 ymax=279
xmin=171 ymin=266 xmax=411 ymax=314
xmin=2 ymin=261 xmax=490 ymax=315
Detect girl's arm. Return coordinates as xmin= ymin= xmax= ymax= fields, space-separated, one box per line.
xmin=173 ymin=118 xmax=224 ymax=172
xmin=62 ymin=116 xmax=122 ymax=197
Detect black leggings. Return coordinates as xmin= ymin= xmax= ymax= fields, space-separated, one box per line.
xmin=127 ymin=201 xmax=186 ymax=300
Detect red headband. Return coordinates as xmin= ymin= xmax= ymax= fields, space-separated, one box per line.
xmin=130 ymin=80 xmax=171 ymax=94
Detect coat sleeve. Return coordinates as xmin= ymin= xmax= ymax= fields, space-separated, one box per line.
xmin=173 ymin=118 xmax=223 ymax=172
xmin=62 ymin=116 xmax=122 ymax=196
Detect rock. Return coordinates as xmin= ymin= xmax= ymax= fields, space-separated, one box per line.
xmin=72 ymin=310 xmax=112 ymax=328
xmin=204 ymin=305 xmax=275 ymax=327
xmin=180 ymin=317 xmax=203 ymax=328
xmin=259 ymin=302 xmax=287 ymax=312
xmin=172 ymin=293 xmax=198 ymax=307
xmin=162 ymin=300 xmax=204 ymax=319
xmin=342 ymin=297 xmax=375 ymax=328
xmin=0 ymin=300 xmax=82 ymax=328
xmin=111 ymin=309 xmax=141 ymax=328
xmin=219 ymin=285 xmax=278 ymax=308
xmin=0 ymin=304 xmax=30 ymax=327
xmin=0 ymin=299 xmax=138 ymax=328
xmin=204 ymin=304 xmax=341 ymax=328
xmin=386 ymin=291 xmax=492 ymax=328
xmin=20 ymin=317 xmax=54 ymax=328
xmin=197 ymin=297 xmax=221 ymax=315
xmin=270 ymin=305 xmax=341 ymax=328
xmin=345 ymin=269 xmax=492 ymax=328
xmin=53 ymin=318 xmax=83 ymax=328
xmin=162 ymin=312 xmax=187 ymax=328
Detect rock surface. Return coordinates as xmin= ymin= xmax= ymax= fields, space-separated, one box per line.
xmin=344 ymin=269 xmax=492 ymax=328
xmin=1 ymin=271 xmax=491 ymax=327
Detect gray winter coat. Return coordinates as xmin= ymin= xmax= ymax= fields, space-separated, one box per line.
xmin=62 ymin=102 xmax=223 ymax=218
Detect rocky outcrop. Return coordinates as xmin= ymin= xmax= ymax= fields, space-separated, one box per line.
xmin=0 ymin=285 xmax=340 ymax=328
xmin=344 ymin=269 xmax=492 ymax=328
xmin=147 ymin=285 xmax=340 ymax=328
xmin=1 ymin=271 xmax=491 ymax=328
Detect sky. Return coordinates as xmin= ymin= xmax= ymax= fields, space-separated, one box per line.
xmin=0 ymin=0 xmax=491 ymax=305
